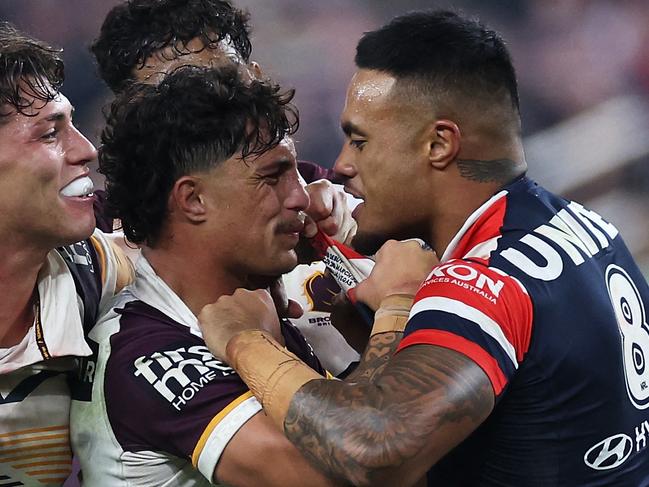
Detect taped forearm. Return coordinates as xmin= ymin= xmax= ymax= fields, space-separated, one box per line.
xmin=224 ymin=294 xmax=414 ymax=430
xmin=226 ymin=330 xmax=323 ymax=429
xmin=370 ymin=294 xmax=414 ymax=336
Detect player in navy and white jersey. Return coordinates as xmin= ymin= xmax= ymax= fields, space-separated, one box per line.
xmin=401 ymin=175 xmax=649 ymax=485
xmin=196 ymin=10 xmax=649 ymax=487
xmin=0 ymin=23 xmax=132 ymax=486
xmin=71 ymin=66 xmax=340 ymax=486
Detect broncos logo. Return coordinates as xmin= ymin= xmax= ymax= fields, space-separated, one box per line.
xmin=303 ymin=271 xmax=342 ymax=313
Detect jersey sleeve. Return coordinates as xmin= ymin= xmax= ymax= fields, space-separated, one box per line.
xmin=396 ymin=259 xmax=533 ymax=397
xmin=103 ymin=306 xmax=261 ymax=482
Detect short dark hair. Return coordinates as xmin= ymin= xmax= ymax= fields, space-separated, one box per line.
xmin=355 ymin=10 xmax=519 ymax=113
xmin=100 ymin=65 xmax=298 ymax=245
xmin=92 ymin=0 xmax=252 ymax=93
xmin=0 ymin=22 xmax=64 ymax=122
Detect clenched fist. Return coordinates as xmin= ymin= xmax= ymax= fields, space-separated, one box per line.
xmin=198 ymin=288 xmax=283 ymax=360
xmin=354 ymin=239 xmax=438 ymax=310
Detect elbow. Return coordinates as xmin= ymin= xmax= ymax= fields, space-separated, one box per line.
xmin=334 ymin=441 xmax=407 ymax=487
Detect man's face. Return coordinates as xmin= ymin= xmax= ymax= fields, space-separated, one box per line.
xmin=134 ymin=36 xmax=256 ymax=85
xmin=200 ymin=138 xmax=309 ymax=278
xmin=0 ymin=90 xmax=97 ymax=249
xmin=334 ymin=69 xmax=431 ymax=255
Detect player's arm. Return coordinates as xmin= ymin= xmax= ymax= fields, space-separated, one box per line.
xmin=215 ymin=409 xmax=341 ymax=487
xmin=284 ymin=343 xmax=494 ymax=486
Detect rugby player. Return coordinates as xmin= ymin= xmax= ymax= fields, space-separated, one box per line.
xmin=91 ymin=0 xmax=362 ymax=375
xmin=0 ymin=22 xmax=131 ymax=485
xmin=198 ymin=10 xmax=649 ymax=486
xmin=70 ymin=66 xmax=339 ymax=486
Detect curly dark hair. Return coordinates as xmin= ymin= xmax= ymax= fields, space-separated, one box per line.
xmin=0 ymin=22 xmax=64 ymax=122
xmin=100 ymin=65 xmax=298 ymax=246
xmin=92 ymin=0 xmax=252 ymax=93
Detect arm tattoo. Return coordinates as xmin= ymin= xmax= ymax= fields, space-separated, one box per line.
xmin=285 ymin=345 xmax=494 ymax=486
xmin=345 ymin=331 xmax=402 ymax=383
xmin=456 ymin=157 xmax=519 ymax=183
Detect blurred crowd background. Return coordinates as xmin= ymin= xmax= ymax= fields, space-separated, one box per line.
xmin=2 ymin=0 xmax=648 ymax=272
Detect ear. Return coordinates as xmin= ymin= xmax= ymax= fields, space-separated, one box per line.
xmin=249 ymin=61 xmax=263 ymax=79
xmin=170 ymin=176 xmax=207 ymax=223
xmin=427 ymin=119 xmax=461 ymax=170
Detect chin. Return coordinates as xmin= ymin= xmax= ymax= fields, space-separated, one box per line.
xmin=265 ymin=250 xmax=299 ymax=276
xmin=59 ymin=216 xmax=96 ymax=246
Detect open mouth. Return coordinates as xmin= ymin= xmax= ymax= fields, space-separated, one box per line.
xmin=60 ymin=176 xmax=94 ymax=198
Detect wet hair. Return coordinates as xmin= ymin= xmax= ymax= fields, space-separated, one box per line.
xmin=0 ymin=22 xmax=64 ymax=122
xmin=355 ymin=10 xmax=520 ymax=114
xmin=100 ymin=65 xmax=298 ymax=245
xmin=92 ymin=0 xmax=252 ymax=93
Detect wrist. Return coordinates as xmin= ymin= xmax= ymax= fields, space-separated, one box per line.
xmin=225 ymin=329 xmax=322 ymax=429
xmin=370 ymin=293 xmax=414 ymax=336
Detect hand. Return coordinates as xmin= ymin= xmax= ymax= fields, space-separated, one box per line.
xmin=329 ymin=291 xmax=371 ymax=354
xmin=198 ymin=289 xmax=283 ymax=361
xmin=269 ymin=277 xmax=304 ymax=319
xmin=354 ymin=239 xmax=438 ymax=310
xmin=247 ymin=276 xmax=304 ymax=319
xmin=302 ymin=179 xmax=357 ymax=245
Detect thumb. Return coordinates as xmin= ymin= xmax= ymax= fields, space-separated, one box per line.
xmin=353 ymin=280 xmax=379 ymax=311
xmin=285 ymin=299 xmax=304 ymax=319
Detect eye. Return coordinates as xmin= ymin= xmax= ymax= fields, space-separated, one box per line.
xmin=263 ymin=172 xmax=282 ymax=185
xmin=349 ymin=139 xmax=366 ymax=151
xmin=41 ymin=128 xmax=58 ymax=141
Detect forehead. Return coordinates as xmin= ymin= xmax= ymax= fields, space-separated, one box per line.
xmin=0 ymin=92 xmax=72 ymax=134
xmin=342 ymin=69 xmax=398 ymax=121
xmin=253 ymin=138 xmax=296 ymax=166
xmin=135 ymin=36 xmax=249 ymax=84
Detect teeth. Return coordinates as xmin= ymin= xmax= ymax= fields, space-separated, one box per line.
xmin=60 ymin=176 xmax=94 ymax=197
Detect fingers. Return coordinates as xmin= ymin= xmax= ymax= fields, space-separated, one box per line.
xmin=305 ymin=179 xmax=334 ymax=222
xmin=285 ymin=299 xmax=304 ymax=319
xmin=353 ymin=279 xmax=381 ymax=311
xmin=302 ymin=214 xmax=318 ymax=239
xmin=355 ymin=239 xmax=438 ymax=309
xmin=304 ymin=179 xmax=356 ymax=241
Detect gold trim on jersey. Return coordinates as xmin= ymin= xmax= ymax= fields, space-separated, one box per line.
xmin=0 ymin=424 xmax=72 ymax=484
xmin=32 ymin=293 xmax=51 ymax=360
xmin=191 ymin=390 xmax=254 ymax=468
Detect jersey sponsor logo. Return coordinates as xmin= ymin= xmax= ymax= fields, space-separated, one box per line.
xmin=606 ymin=264 xmax=649 ymax=409
xmin=427 ymin=263 xmax=504 ymax=304
xmin=584 ymin=433 xmax=633 ymax=471
xmin=133 ymin=345 xmax=235 ymax=411
xmin=501 ymin=202 xmax=618 ymax=281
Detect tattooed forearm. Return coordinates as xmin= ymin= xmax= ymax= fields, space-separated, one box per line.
xmin=285 ymin=345 xmax=494 ymax=487
xmin=456 ymin=158 xmax=520 ymax=183
xmin=345 ymin=332 xmax=402 ymax=383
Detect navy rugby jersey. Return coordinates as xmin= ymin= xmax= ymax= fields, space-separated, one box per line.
xmin=397 ymin=177 xmax=649 ymax=486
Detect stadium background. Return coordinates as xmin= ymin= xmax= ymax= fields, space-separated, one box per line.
xmin=2 ymin=0 xmax=648 ymax=272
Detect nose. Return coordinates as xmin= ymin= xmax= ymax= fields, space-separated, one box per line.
xmin=66 ymin=126 xmax=97 ymax=167
xmin=333 ymin=144 xmax=356 ymax=179
xmin=285 ymin=170 xmax=310 ymax=212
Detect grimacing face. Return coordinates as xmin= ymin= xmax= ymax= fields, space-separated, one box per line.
xmin=198 ymin=138 xmax=309 ymax=278
xmin=333 ymin=69 xmax=433 ymax=255
xmin=0 ymin=89 xmax=97 ymax=249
